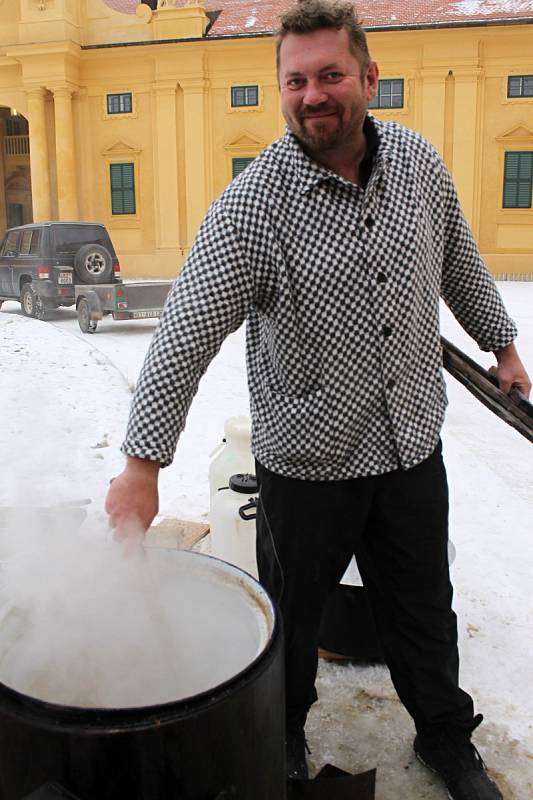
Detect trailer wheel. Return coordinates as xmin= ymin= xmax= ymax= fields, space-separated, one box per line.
xmin=77 ymin=298 xmax=97 ymax=333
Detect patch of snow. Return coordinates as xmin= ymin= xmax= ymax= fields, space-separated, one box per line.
xmin=449 ymin=0 xmax=533 ymax=16
xmin=245 ymin=15 xmax=257 ymax=29
xmin=0 ymin=281 xmax=532 ymax=796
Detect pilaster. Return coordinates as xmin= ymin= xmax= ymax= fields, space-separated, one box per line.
xmin=52 ymin=84 xmax=79 ymax=220
xmin=415 ymin=67 xmax=447 ymax=158
xmin=451 ymin=67 xmax=483 ymax=230
xmin=180 ymin=77 xmax=208 ymax=246
xmin=0 ymin=120 xmax=7 ymax=234
xmin=25 ymin=87 xmax=52 ymax=222
xmin=153 ymin=81 xmax=180 ymax=250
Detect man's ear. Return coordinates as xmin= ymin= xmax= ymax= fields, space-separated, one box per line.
xmin=366 ymin=61 xmax=379 ymax=101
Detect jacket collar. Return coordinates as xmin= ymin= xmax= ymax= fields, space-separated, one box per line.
xmin=285 ymin=114 xmax=392 ymax=194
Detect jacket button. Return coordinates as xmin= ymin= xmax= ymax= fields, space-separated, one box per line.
xmin=365 ymin=216 xmax=375 ymax=229
xmin=382 ymin=325 xmax=393 ymax=338
xmin=376 ymin=272 xmax=387 ymax=284
xmin=387 ymin=378 xmax=396 ymax=390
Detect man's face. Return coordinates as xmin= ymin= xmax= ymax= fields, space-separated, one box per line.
xmin=278 ymin=28 xmax=378 ymax=155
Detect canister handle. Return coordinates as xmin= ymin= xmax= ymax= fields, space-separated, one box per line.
xmin=238 ymin=497 xmax=258 ymax=521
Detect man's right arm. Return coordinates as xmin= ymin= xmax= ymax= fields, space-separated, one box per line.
xmin=105 ymin=456 xmax=160 ymax=536
xmin=106 ymin=201 xmax=254 ymax=537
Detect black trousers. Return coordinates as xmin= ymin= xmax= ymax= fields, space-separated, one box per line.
xmin=255 ymin=443 xmax=475 ymax=736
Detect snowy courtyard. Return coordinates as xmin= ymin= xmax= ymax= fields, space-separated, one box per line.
xmin=0 ymin=282 xmax=532 ymax=799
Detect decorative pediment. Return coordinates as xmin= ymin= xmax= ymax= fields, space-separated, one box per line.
xmin=496 ymin=124 xmax=533 ymax=144
xmin=224 ymin=132 xmax=266 ymax=153
xmin=101 ymin=139 xmax=141 ymax=156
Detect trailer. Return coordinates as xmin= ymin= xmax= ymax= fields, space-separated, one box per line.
xmin=75 ymin=280 xmax=173 ymax=333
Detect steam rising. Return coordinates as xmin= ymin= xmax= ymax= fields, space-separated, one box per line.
xmin=0 ymin=512 xmax=269 ymax=709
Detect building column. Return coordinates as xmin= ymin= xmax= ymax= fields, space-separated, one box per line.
xmin=0 ymin=120 xmax=7 ymax=233
xmin=52 ymin=85 xmax=79 ymax=220
xmin=451 ymin=68 xmax=482 ymax=231
xmin=153 ymin=82 xmax=180 ymax=250
xmin=25 ymin=88 xmax=52 ymax=222
xmin=416 ymin=68 xmax=447 ymax=159
xmin=181 ymin=78 xmax=208 ymax=246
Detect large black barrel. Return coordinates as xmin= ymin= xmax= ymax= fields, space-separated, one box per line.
xmin=0 ymin=550 xmax=286 ymax=800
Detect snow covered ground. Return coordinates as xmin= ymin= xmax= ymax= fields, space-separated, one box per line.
xmin=0 ymin=282 xmax=532 ymax=799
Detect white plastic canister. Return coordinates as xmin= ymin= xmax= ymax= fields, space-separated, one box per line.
xmin=210 ymin=474 xmax=259 ymax=579
xmin=208 ymin=416 xmax=255 ymax=503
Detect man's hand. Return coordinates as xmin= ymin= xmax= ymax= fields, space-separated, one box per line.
xmin=105 ymin=456 xmax=160 ymax=540
xmin=493 ymin=342 xmax=531 ymax=399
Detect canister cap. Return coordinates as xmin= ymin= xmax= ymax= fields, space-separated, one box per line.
xmin=229 ymin=473 xmax=258 ymax=493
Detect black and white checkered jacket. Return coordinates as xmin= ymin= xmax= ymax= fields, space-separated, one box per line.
xmin=122 ymin=116 xmax=517 ymax=480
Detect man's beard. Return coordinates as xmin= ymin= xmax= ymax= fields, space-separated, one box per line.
xmin=291 ymin=103 xmax=359 ymax=154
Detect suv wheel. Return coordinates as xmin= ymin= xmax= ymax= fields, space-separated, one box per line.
xmin=21 ymin=283 xmax=48 ymax=321
xmin=74 ymin=244 xmax=113 ymax=284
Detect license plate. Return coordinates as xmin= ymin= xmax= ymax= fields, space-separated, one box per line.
xmin=58 ymin=272 xmax=73 ymax=284
xmin=132 ymin=310 xmax=162 ymax=319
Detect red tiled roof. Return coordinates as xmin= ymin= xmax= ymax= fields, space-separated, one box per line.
xmin=105 ymin=1 xmax=533 ymax=35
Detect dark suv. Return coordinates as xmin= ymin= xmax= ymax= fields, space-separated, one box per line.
xmin=0 ymin=222 xmax=121 ymax=320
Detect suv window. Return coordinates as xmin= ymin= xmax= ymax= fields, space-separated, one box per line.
xmin=52 ymin=225 xmax=114 ymax=255
xmin=19 ymin=230 xmax=33 ymax=255
xmin=29 ymin=229 xmax=42 ymax=256
xmin=1 ymin=231 xmax=19 ymax=257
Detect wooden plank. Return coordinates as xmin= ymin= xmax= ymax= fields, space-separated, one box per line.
xmin=146 ymin=518 xmax=210 ymax=551
xmin=441 ymin=336 xmax=533 ymax=444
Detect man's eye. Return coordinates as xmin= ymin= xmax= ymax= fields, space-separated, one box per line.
xmin=325 ymin=72 xmax=342 ymax=81
xmin=287 ymin=78 xmax=304 ymax=88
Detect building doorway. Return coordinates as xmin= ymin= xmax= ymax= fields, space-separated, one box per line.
xmin=0 ymin=107 xmax=33 ymax=240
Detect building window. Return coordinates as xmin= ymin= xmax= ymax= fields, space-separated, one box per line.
xmin=7 ymin=203 xmax=24 ymax=228
xmin=368 ymin=79 xmax=404 ymax=109
xmin=107 ymin=93 xmax=133 ymax=115
xmin=507 ymin=76 xmax=533 ymax=98
xmin=232 ymin=157 xmax=254 ymax=179
xmin=503 ymin=152 xmax=533 ymax=209
xmin=5 ymin=116 xmax=25 ymax=136
xmin=110 ymin=163 xmax=136 ymax=215
xmin=231 ymin=85 xmax=259 ymax=108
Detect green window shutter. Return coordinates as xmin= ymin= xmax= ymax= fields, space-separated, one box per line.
xmin=503 ymin=152 xmax=533 ymax=209
xmin=232 ymin=157 xmax=254 ymax=179
xmin=110 ymin=163 xmax=136 ymax=215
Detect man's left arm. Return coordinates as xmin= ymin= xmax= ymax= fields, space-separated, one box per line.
xmin=437 ymin=157 xmax=531 ymax=398
xmin=493 ymin=342 xmax=531 ymax=398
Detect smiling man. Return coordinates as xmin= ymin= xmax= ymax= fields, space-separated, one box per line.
xmin=278 ymin=24 xmax=376 ymax=180
xmin=106 ymin=2 xmax=530 ymax=798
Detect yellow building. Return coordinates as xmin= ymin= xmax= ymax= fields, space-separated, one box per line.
xmin=0 ymin=0 xmax=532 ymax=278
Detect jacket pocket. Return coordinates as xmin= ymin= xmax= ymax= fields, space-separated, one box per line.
xmin=260 ymin=385 xmax=333 ymax=462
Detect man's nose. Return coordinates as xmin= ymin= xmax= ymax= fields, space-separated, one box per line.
xmin=302 ymin=79 xmax=328 ymax=106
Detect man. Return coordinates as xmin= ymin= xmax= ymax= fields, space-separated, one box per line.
xmin=106 ymin=2 xmax=531 ymax=798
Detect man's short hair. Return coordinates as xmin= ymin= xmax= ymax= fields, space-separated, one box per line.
xmin=275 ymin=0 xmax=371 ymax=74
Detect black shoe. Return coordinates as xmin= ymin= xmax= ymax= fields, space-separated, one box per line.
xmin=414 ymin=715 xmax=503 ymax=800
xmin=286 ymin=726 xmax=310 ymax=780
